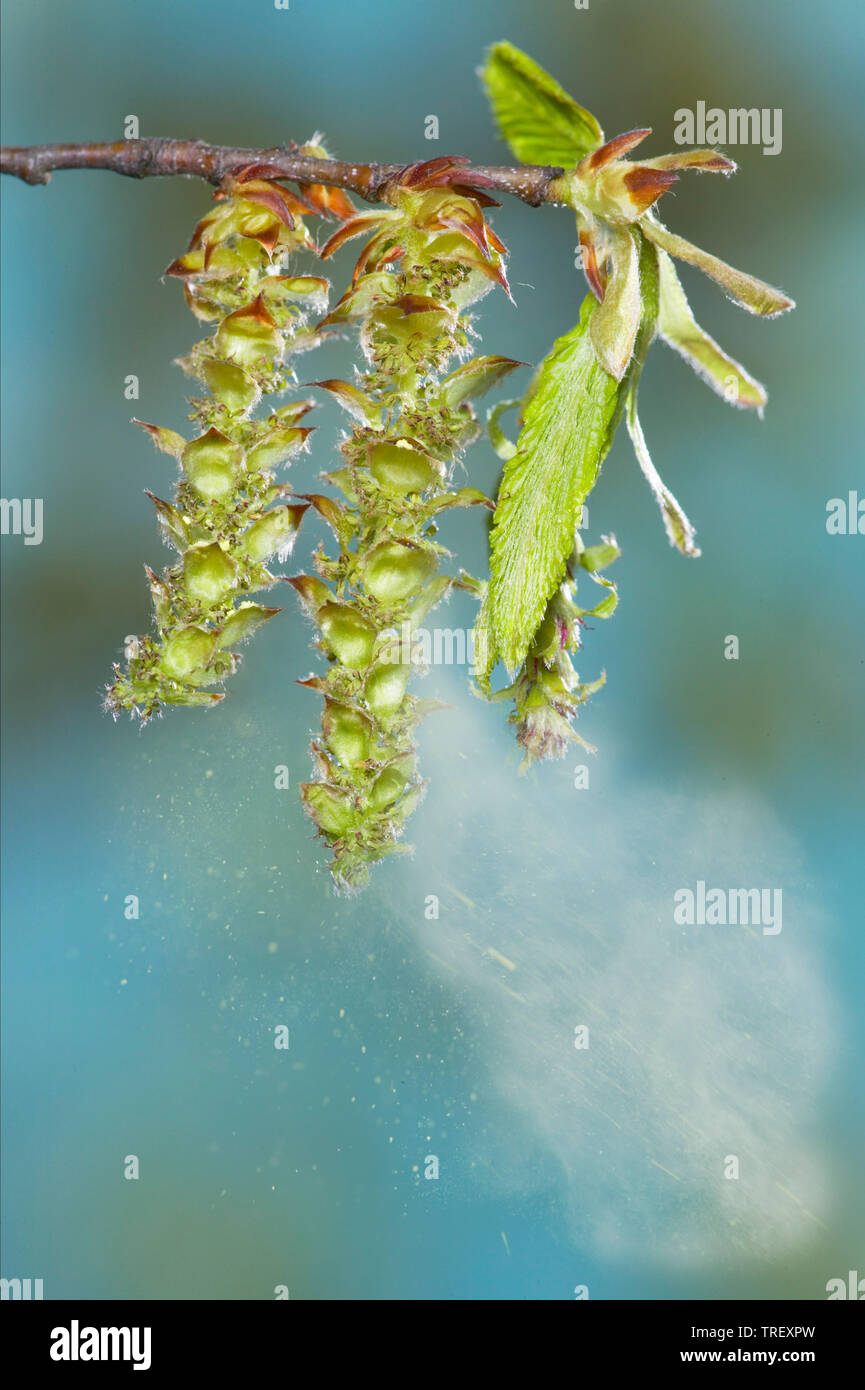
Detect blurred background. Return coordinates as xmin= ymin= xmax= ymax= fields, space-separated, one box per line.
xmin=2 ymin=0 xmax=863 ymax=1299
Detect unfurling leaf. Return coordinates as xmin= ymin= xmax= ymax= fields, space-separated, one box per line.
xmin=642 ymin=216 xmax=795 ymax=317
xmin=625 ymin=391 xmax=700 ymax=556
xmin=482 ymin=41 xmax=604 ymax=167
xmin=589 ymin=225 xmax=642 ymax=379
xmin=656 ymin=250 xmax=767 ymax=411
xmin=642 ymin=149 xmax=737 ymax=174
xmin=614 ymin=228 xmax=699 ymax=554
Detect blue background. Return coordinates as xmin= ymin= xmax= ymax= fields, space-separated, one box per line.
xmin=2 ymin=0 xmax=863 ymax=1299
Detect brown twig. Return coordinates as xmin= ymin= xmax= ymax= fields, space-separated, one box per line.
xmin=0 ymin=138 xmax=563 ymax=206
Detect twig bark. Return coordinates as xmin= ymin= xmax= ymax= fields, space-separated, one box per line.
xmin=0 ymin=139 xmax=563 ymax=206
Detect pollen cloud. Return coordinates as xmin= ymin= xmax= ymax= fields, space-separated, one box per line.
xmin=408 ymin=712 xmax=835 ymax=1265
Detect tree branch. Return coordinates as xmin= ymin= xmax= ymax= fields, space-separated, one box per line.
xmin=0 ymin=138 xmax=563 ymax=206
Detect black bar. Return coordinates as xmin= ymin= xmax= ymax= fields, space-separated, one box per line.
xmin=4 ymin=1298 xmax=861 ymax=1374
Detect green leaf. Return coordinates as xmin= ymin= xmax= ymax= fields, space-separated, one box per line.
xmin=482 ymin=41 xmax=604 ymax=167
xmin=656 ymin=249 xmax=768 ymax=411
xmin=481 ymin=294 xmax=623 ymax=676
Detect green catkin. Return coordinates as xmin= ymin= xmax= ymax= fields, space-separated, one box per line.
xmin=292 ymin=158 xmax=519 ymax=889
xmin=106 ymin=167 xmax=331 ymax=720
